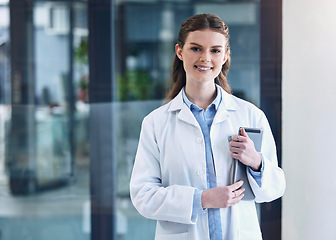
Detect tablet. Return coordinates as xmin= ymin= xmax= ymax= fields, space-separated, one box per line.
xmin=231 ymin=127 xmax=263 ymax=201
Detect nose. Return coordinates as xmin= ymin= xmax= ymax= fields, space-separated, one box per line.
xmin=200 ymin=52 xmax=210 ymax=62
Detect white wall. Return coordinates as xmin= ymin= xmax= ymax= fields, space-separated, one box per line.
xmin=282 ymin=0 xmax=336 ymax=239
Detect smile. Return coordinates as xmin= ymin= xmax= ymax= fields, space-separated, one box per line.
xmin=194 ymin=65 xmax=213 ymax=71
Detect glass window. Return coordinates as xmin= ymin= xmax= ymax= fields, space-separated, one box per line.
xmin=1 ymin=1 xmax=90 ymax=239
xmin=0 ymin=0 xmax=10 ymax=200
xmin=1 ymin=0 xmax=263 ymax=239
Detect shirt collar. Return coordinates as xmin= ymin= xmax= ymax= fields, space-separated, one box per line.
xmin=182 ymin=85 xmax=222 ymax=111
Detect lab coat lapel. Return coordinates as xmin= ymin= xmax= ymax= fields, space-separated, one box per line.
xmin=213 ymin=103 xmax=230 ymax=124
xmin=177 ymin=106 xmax=199 ymax=128
xmin=213 ymin=87 xmax=239 ymax=124
xmin=168 ymin=90 xmax=200 ymax=128
xmin=168 ymin=86 xmax=239 ymax=127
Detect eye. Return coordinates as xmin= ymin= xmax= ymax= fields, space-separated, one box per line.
xmin=211 ymin=49 xmax=221 ymax=53
xmin=191 ymin=47 xmax=201 ymax=52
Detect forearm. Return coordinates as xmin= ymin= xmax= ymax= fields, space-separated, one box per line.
xmin=131 ymin=178 xmax=197 ymax=224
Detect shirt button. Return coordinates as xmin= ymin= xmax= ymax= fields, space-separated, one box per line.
xmin=196 ymin=170 xmax=202 ymax=176
xmin=196 ymin=137 xmax=203 ymax=143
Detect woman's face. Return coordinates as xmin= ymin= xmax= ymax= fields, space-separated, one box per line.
xmin=175 ymin=29 xmax=228 ymax=86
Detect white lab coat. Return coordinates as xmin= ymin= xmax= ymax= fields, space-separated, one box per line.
xmin=130 ymin=86 xmax=285 ymax=240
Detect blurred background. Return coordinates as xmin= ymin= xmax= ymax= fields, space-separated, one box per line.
xmin=0 ymin=0 xmax=335 ymax=239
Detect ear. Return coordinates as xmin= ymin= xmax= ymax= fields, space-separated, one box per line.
xmin=175 ymin=44 xmax=183 ymax=61
xmin=222 ymin=50 xmax=230 ymax=65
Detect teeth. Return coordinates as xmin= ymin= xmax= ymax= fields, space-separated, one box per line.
xmin=197 ymin=66 xmax=211 ymax=70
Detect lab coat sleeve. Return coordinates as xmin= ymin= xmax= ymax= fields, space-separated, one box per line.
xmin=130 ymin=114 xmax=197 ymax=224
xmin=247 ymin=111 xmax=286 ymax=203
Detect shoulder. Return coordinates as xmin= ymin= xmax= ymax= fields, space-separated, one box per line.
xmin=220 ymin=86 xmax=263 ymax=115
xmin=143 ymin=90 xmax=184 ymax=123
xmin=142 ymin=100 xmax=173 ymax=127
xmin=222 ymin=90 xmax=267 ymax=125
xmin=232 ymin=95 xmax=262 ymax=113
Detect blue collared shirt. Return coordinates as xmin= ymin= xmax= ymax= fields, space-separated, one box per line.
xmin=182 ymin=86 xmax=263 ymax=239
xmin=182 ymin=87 xmax=223 ymax=239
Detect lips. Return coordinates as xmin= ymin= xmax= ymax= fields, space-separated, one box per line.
xmin=194 ymin=65 xmax=213 ymax=71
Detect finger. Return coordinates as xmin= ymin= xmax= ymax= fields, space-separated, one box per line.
xmin=231 ymin=134 xmax=239 ymax=142
xmin=229 ymin=193 xmax=245 ymax=207
xmin=231 ymin=135 xmax=248 ymax=144
xmin=233 ymin=188 xmax=245 ymax=198
xmin=231 ymin=188 xmax=245 ymax=199
xmin=230 ymin=151 xmax=240 ymax=158
xmin=229 ymin=140 xmax=242 ymax=148
xmin=231 ymin=152 xmax=243 ymax=160
xmin=229 ymin=180 xmax=244 ymax=191
xmin=230 ymin=142 xmax=248 ymax=154
xmin=234 ymin=193 xmax=245 ymax=203
xmin=240 ymin=128 xmax=249 ymax=138
xmin=229 ymin=144 xmax=244 ymax=153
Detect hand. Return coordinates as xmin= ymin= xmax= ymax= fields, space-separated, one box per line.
xmin=201 ymin=180 xmax=245 ymax=209
xmin=230 ymin=128 xmax=262 ymax=171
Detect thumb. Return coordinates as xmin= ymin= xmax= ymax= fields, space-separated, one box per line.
xmin=240 ymin=128 xmax=248 ymax=137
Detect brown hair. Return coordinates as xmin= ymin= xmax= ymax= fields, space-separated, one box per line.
xmin=165 ymin=13 xmax=231 ymax=101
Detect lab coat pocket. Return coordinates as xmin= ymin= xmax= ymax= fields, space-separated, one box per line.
xmin=238 ymin=230 xmax=262 ymax=240
xmin=156 ymin=232 xmax=190 ymax=240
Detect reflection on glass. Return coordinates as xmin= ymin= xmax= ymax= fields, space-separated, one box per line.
xmin=0 ymin=0 xmax=10 ymax=199
xmin=0 ymin=1 xmax=90 ymax=239
xmin=1 ymin=0 xmax=261 ymax=239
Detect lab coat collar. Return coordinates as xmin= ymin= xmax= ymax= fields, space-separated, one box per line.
xmin=168 ymin=90 xmax=199 ymax=127
xmin=213 ymin=86 xmax=240 ymax=124
xmin=181 ymin=85 xmax=222 ymax=111
xmin=167 ymin=85 xmax=240 ymax=126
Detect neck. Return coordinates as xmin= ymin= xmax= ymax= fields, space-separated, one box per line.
xmin=185 ymin=82 xmax=217 ymax=110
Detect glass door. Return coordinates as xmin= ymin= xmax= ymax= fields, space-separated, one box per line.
xmin=1 ymin=0 xmax=265 ymax=239
xmin=0 ymin=1 xmax=90 ymax=239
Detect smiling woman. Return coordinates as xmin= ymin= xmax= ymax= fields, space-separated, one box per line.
xmin=175 ymin=29 xmax=228 ymax=109
xmin=1 ymin=0 xmax=286 ymax=239
xmin=166 ymin=14 xmax=231 ymax=101
xmin=130 ymin=13 xmax=285 ymax=240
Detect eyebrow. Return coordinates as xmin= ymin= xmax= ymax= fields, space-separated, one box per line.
xmin=190 ymin=42 xmax=224 ymax=48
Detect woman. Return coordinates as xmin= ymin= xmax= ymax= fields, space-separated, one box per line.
xmin=130 ymin=14 xmax=285 ymax=240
